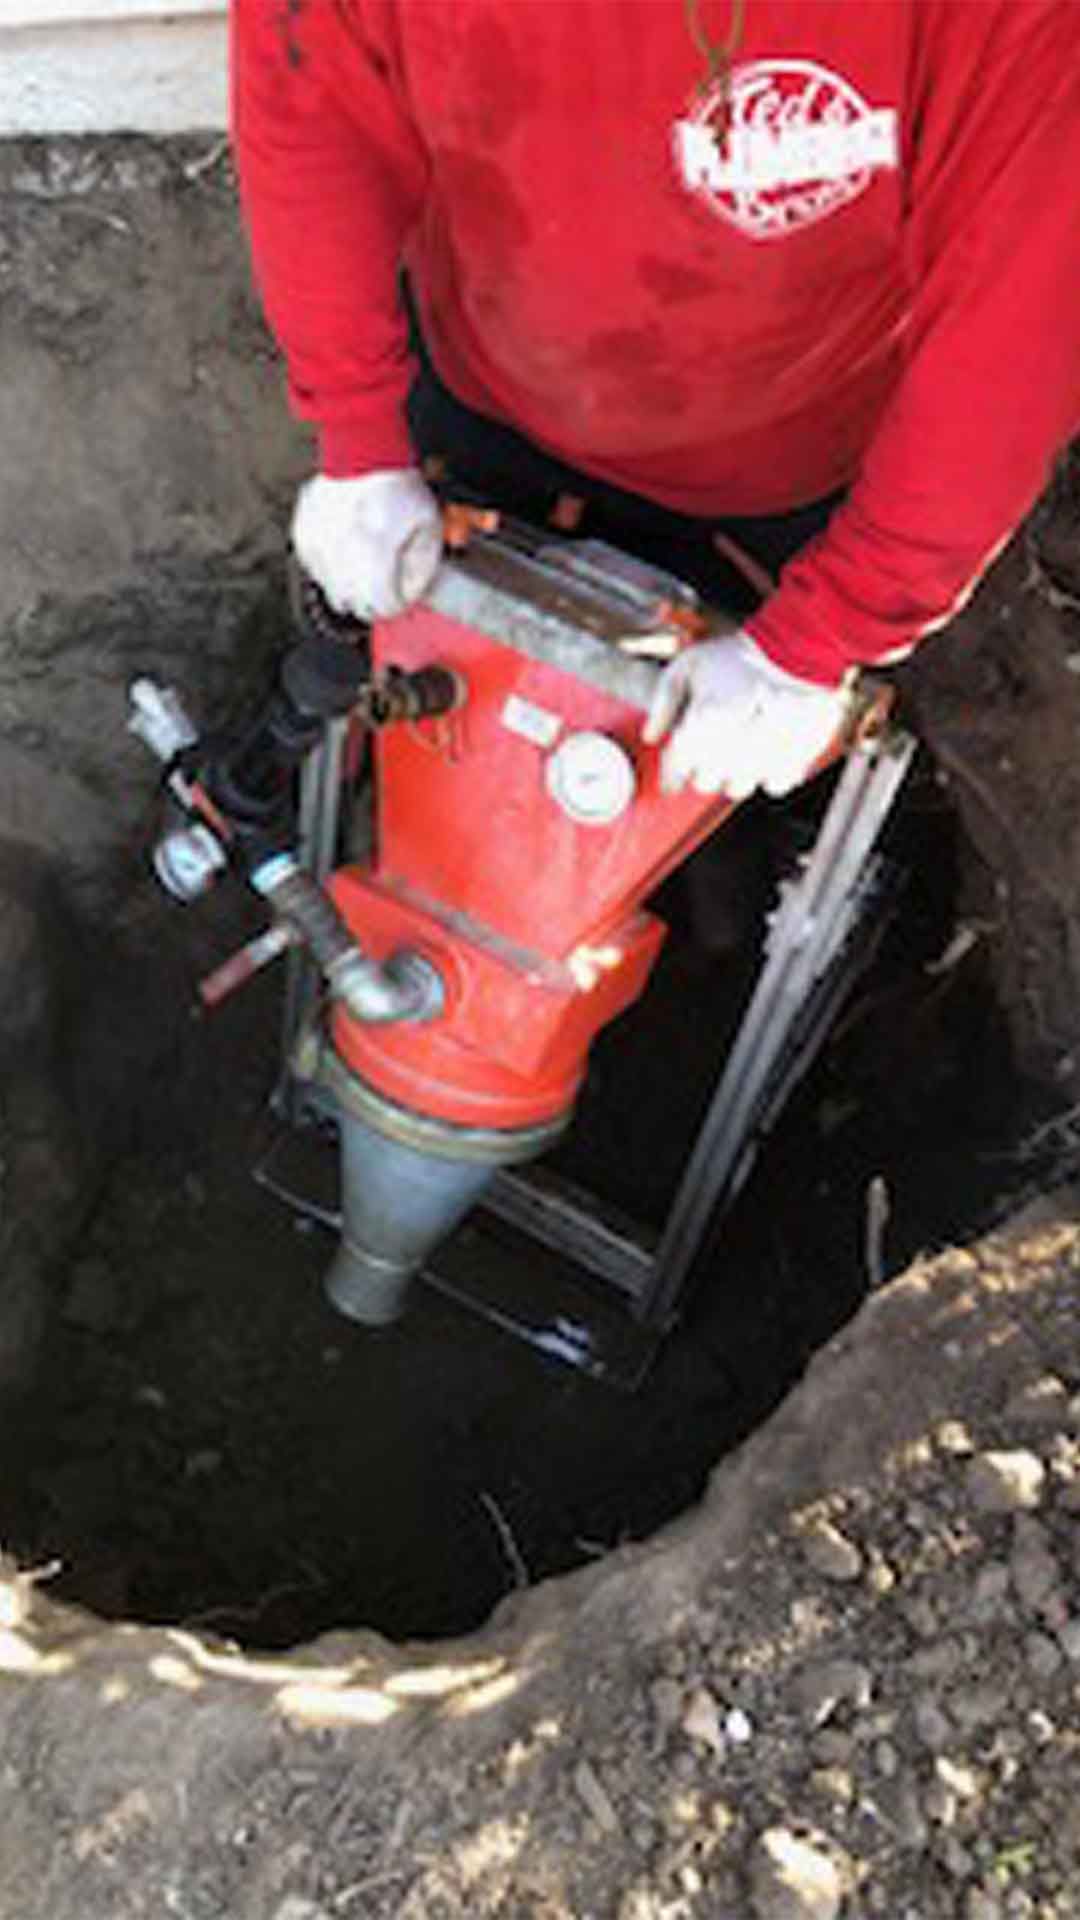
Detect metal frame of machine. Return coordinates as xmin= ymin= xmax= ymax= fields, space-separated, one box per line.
xmin=250 ymin=523 xmax=917 ymax=1388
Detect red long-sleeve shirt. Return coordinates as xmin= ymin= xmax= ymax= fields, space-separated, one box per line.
xmin=231 ymin=0 xmax=1080 ymax=684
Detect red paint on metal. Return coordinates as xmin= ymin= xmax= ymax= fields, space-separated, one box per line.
xmin=329 ymin=603 xmax=735 ymax=1131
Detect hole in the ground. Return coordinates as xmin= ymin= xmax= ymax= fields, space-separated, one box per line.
xmin=0 ymin=761 xmax=1035 ymax=1650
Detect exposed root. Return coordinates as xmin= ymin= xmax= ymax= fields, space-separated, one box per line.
xmin=478 ymin=1492 xmax=530 ymax=1591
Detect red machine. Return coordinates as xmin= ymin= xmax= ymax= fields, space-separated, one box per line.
xmin=133 ymin=520 xmax=914 ymax=1385
xmin=331 ymin=545 xmax=739 ymax=1116
xmin=288 ymin=529 xmax=912 ymax=1373
xmin=308 ymin=532 xmax=738 ymax=1333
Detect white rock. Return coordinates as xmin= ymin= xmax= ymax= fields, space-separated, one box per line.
xmin=966 ymin=1451 xmax=1046 ymax=1513
xmin=936 ymin=1756 xmax=980 ymax=1801
xmin=801 ymin=1520 xmax=863 ymax=1582
xmin=725 ymin=1707 xmax=753 ymax=1745
xmin=681 ymin=1685 xmax=725 ymax=1755
xmin=749 ymin=1827 xmax=845 ymax=1920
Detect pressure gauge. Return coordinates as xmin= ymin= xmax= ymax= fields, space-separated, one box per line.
xmin=545 ymin=730 xmax=636 ymax=826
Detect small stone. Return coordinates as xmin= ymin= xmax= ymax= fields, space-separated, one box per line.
xmin=936 ymin=1419 xmax=975 ymax=1455
xmin=1058 ymin=1618 xmax=1080 ymax=1662
xmin=923 ymin=1777 xmax=957 ymax=1826
xmin=631 ymin=1820 xmax=654 ymax=1854
xmin=801 ymin=1520 xmax=863 ymax=1582
xmin=936 ymin=1757 xmax=980 ymax=1801
xmin=986 ymin=1726 xmax=1027 ymax=1772
xmin=965 ymin=1892 xmax=1003 ymax=1920
xmin=967 ymin=1451 xmax=1046 ymax=1513
xmin=725 ymin=1707 xmax=753 ymax=1745
xmin=272 ymin=1902 xmax=331 ymax=1920
xmin=1026 ymin=1708 xmax=1055 ymax=1745
xmin=913 ymin=1697 xmax=952 ymax=1752
xmin=873 ymin=1739 xmax=899 ymax=1778
xmin=681 ymin=1686 xmax=725 ymax=1755
xmin=810 ymin=1730 xmax=854 ymax=1767
xmin=951 ymin=1684 xmax=1010 ymax=1732
xmin=1010 ymin=1529 xmax=1061 ymax=1616
xmin=941 ymin=1835 xmax=976 ymax=1880
xmin=1024 ymin=1630 xmax=1062 ymax=1679
xmin=1005 ymin=1376 xmax=1069 ymax=1427
xmin=184 ymin=1449 xmax=222 ymax=1480
xmin=969 ymin=1563 xmax=1012 ymax=1622
xmin=749 ymin=1826 xmax=845 ymax=1920
xmin=866 ymin=1774 xmax=928 ymax=1851
xmin=133 ymin=1384 xmax=167 ymax=1412
xmin=1012 ymin=1512 xmax=1050 ymax=1552
xmin=709 ymin=1799 xmax=735 ymax=1837
xmin=650 ymin=1677 xmax=684 ymax=1733
xmin=809 ymin=1767 xmax=853 ymax=1807
xmin=906 ymin=1639 xmax=965 ymax=1681
xmin=902 ymin=1594 xmax=941 ymax=1638
xmin=793 ymin=1659 xmax=873 ymax=1728
xmin=572 ymin=1757 xmax=619 ymax=1834
xmin=866 ymin=1551 xmax=896 ymax=1595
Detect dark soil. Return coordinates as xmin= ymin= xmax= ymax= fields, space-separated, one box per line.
xmin=0 ymin=746 xmax=1040 ymax=1651
xmin=1 ymin=136 xmax=1078 ymax=1661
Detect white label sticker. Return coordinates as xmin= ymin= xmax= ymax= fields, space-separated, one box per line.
xmin=501 ymin=694 xmax=562 ymax=750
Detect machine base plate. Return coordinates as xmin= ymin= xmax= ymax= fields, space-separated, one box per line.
xmin=254 ymin=1116 xmax=664 ymax=1390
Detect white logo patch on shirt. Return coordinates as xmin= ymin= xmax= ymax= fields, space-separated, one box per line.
xmin=674 ymin=58 xmax=900 ymax=241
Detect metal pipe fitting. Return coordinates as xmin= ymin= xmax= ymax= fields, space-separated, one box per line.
xmin=326 ymin=944 xmax=445 ymax=1026
xmin=251 ymin=854 xmax=444 ymax=1025
xmin=317 ymin=1055 xmax=571 ymax=1327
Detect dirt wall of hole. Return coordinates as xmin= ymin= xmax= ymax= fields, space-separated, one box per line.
xmin=0 ymin=1204 xmax=1077 ymax=1919
xmin=0 ymin=136 xmax=307 ymax=1384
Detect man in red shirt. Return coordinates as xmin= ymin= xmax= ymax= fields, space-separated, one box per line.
xmin=231 ymin=0 xmax=1080 ymax=800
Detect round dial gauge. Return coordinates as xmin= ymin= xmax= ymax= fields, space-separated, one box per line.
xmin=545 ymin=730 xmax=636 ymax=826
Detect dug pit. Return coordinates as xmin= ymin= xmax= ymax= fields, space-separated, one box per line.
xmin=0 ymin=695 xmax=1059 ymax=1650
xmin=2 ymin=140 xmax=1080 ymax=1920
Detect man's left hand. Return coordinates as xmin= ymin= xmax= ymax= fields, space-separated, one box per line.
xmin=642 ymin=631 xmax=852 ymax=799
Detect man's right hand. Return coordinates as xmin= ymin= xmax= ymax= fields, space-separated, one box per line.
xmin=291 ymin=469 xmax=444 ymax=621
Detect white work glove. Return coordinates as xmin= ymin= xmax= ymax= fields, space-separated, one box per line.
xmin=642 ymin=631 xmax=850 ymax=799
xmin=291 ymin=468 xmax=443 ymax=620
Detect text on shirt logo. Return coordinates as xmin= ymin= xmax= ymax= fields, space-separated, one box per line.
xmin=673 ymin=58 xmax=900 ymax=241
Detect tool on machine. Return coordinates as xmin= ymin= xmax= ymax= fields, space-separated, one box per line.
xmin=130 ymin=511 xmax=916 ymax=1388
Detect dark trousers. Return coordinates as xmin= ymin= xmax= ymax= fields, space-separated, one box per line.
xmin=407 ymin=348 xmax=840 ymax=621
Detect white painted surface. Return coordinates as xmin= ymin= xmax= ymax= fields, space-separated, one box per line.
xmin=0 ymin=2 xmax=228 ymax=135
